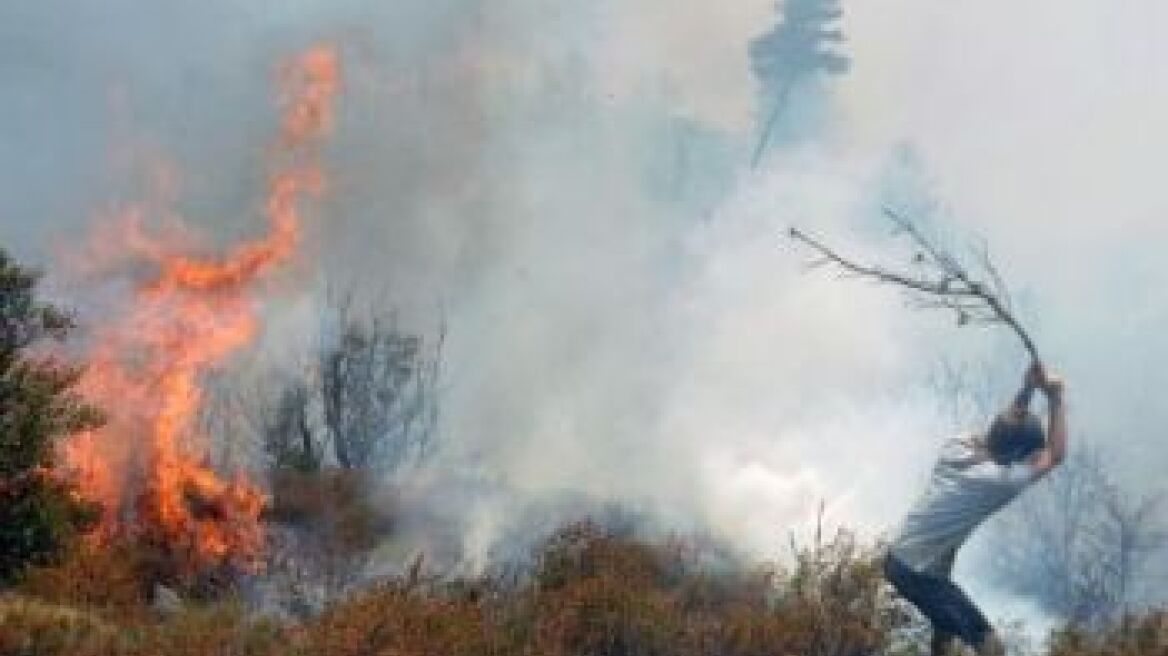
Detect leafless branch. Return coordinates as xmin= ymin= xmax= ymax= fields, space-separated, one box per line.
xmin=786 ymin=206 xmax=1040 ymax=361
xmin=319 ymin=289 xmax=441 ymax=472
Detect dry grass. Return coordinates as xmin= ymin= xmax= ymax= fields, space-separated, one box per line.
xmin=17 ymin=541 xmax=152 ymax=623
xmin=1049 ymin=611 xmax=1168 ymax=656
xmin=0 ymin=595 xmax=118 ymax=655
xmin=3 ymin=517 xmax=1163 ymax=656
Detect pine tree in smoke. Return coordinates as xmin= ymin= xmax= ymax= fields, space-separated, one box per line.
xmin=749 ymin=0 xmax=849 ymax=167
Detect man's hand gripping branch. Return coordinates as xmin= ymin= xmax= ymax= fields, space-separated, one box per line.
xmin=1015 ymin=361 xmax=1067 ymax=477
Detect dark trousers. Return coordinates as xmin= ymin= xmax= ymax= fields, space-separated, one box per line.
xmin=884 ymin=553 xmax=993 ymax=653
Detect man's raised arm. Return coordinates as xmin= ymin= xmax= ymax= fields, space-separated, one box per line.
xmin=1030 ymin=368 xmax=1067 ymax=477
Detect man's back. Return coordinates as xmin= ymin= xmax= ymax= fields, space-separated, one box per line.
xmin=891 ymin=436 xmax=1040 ymax=577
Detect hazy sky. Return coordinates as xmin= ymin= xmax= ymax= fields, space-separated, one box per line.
xmin=2 ymin=1 xmax=1166 ymax=614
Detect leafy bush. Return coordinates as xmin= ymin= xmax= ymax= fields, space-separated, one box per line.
xmin=0 ymin=247 xmax=102 ymax=583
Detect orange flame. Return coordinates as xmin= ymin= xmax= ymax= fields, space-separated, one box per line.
xmin=62 ymin=45 xmax=341 ymax=577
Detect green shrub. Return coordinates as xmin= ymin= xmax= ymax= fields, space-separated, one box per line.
xmin=0 ymin=247 xmax=102 ymax=583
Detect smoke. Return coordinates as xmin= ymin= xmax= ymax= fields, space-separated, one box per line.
xmin=3 ymin=0 xmax=1167 ymax=624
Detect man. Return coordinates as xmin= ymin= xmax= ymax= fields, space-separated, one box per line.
xmin=885 ymin=362 xmax=1067 ymax=655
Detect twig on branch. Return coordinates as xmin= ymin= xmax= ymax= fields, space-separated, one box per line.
xmin=786 ymin=207 xmax=1040 ymax=361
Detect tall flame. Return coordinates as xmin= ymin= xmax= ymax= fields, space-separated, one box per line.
xmin=62 ymin=45 xmax=340 ymax=577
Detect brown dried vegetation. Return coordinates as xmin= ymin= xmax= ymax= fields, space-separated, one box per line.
xmin=0 ymin=518 xmax=909 ymax=656
xmin=2 ymin=518 xmax=1165 ymax=655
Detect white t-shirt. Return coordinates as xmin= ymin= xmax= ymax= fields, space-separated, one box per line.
xmin=890 ymin=436 xmax=1040 ymax=577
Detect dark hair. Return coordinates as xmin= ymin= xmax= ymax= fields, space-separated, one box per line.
xmin=987 ymin=410 xmax=1046 ymax=464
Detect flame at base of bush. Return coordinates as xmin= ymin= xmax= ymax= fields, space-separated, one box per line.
xmin=61 ymin=45 xmax=341 ymax=582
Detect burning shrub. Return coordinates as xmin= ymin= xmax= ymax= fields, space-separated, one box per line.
xmin=56 ymin=44 xmax=341 ymax=589
xmin=0 ymin=248 xmax=103 ymax=584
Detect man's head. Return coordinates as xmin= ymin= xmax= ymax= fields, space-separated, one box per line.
xmin=987 ymin=409 xmax=1046 ymax=464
